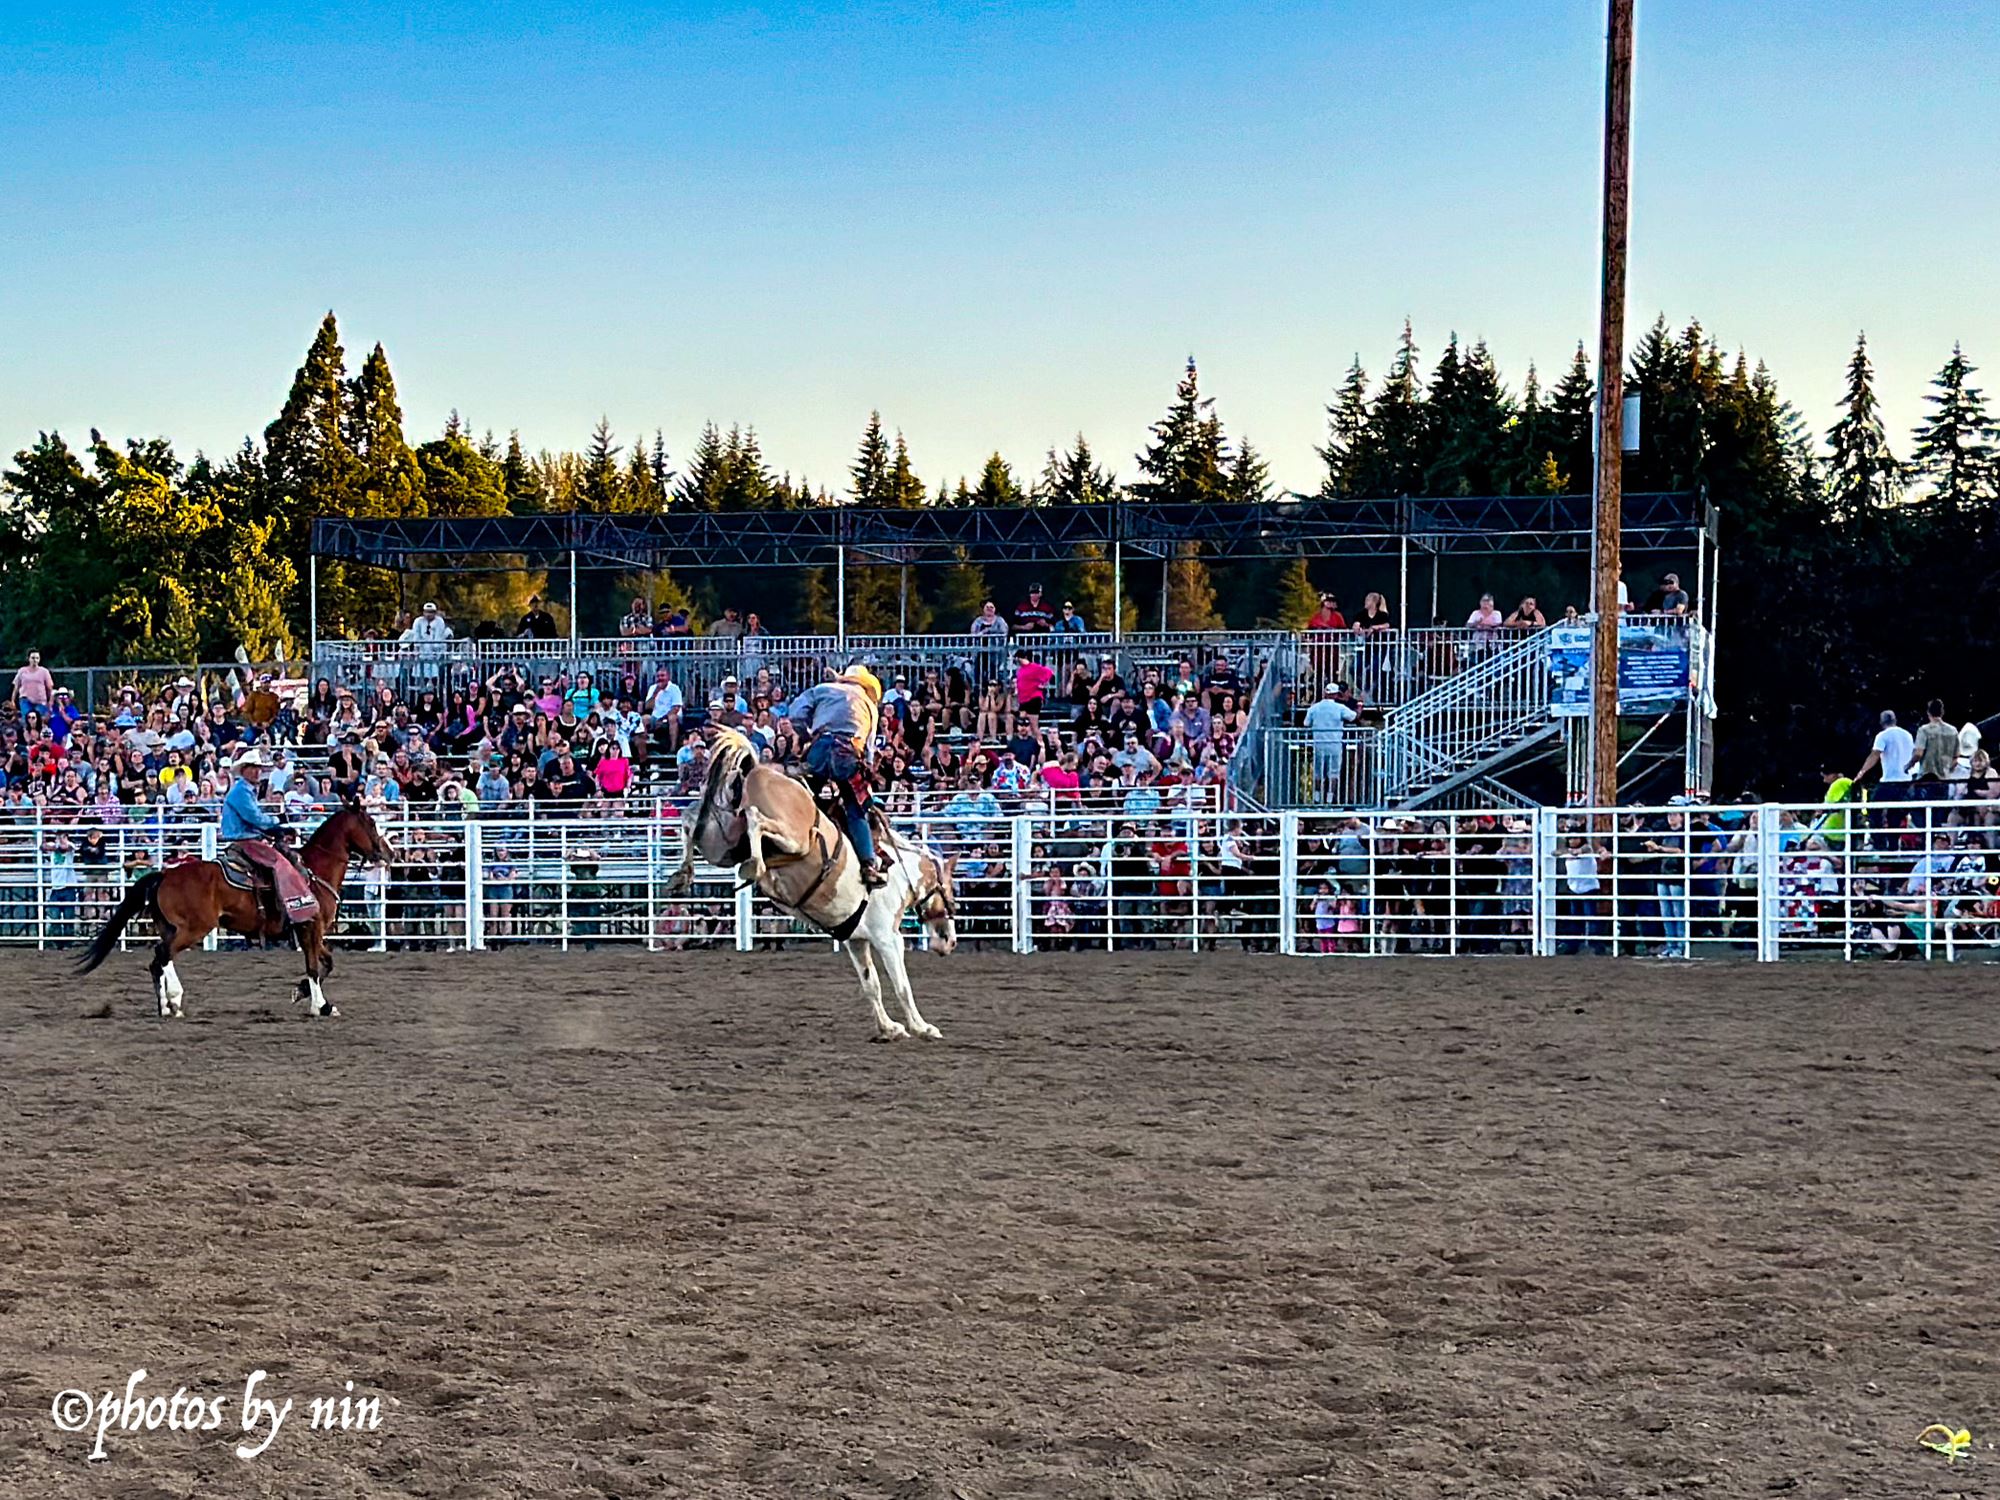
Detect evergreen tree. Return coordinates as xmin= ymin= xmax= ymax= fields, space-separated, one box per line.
xmin=1427 ymin=339 xmax=1511 ymax=495
xmin=929 ymin=548 xmax=990 ymax=629
xmin=502 ymin=431 xmax=550 ymax=513
xmin=623 ymin=440 xmax=666 ymax=513
xmin=263 ymin=312 xmax=363 ymax=558
xmin=887 ymin=433 xmax=927 ymax=509
xmin=1316 ymin=357 xmax=1370 ymax=498
xmin=581 ymin=418 xmax=625 ymax=511
xmin=1035 ymin=434 xmax=1119 ymax=505
xmin=1547 ymin=344 xmax=1596 ymax=495
xmin=1352 ymin=321 xmax=1427 ymax=496
xmin=972 ymin=451 xmax=1025 ymax=507
xmin=676 ymin=422 xmax=727 ymax=512
xmin=649 ymin=430 xmax=673 ymax=496
xmin=349 ymin=343 xmax=424 ymax=519
xmin=1507 ymin=363 xmax=1558 ymax=493
xmin=1133 ymin=358 xmax=1230 ymax=504
xmin=850 ymin=412 xmax=892 ymax=505
xmin=1227 ymin=440 xmax=1273 ymax=503
xmin=1161 ymin=543 xmax=1223 ymax=629
xmin=1824 ymin=333 xmax=1902 ymax=516
xmin=1524 ymin=452 xmax=1567 ymax=495
xmin=1909 ymin=344 xmax=1998 ymax=517
xmin=1062 ymin=543 xmax=1137 ymax=634
xmin=719 ymin=426 xmax=778 ymax=511
xmin=1263 ymin=557 xmax=1321 ymax=629
xmin=418 ymin=431 xmax=509 ymax=519
xmin=211 ymin=516 xmax=298 ymax=662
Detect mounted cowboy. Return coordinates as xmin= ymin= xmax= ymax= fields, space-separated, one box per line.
xmin=788 ymin=665 xmax=889 ymax=888
xmin=223 ymin=747 xmax=320 ymax=931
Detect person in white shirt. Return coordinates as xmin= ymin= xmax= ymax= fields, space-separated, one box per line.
xmin=400 ymin=601 xmax=453 ymax=688
xmin=1303 ymin=682 xmax=1360 ymax=803
xmin=1856 ymin=709 xmax=1916 ymax=823
xmin=643 ymin=668 xmax=685 ymax=751
xmin=1951 ymin=717 xmax=1983 ymax=798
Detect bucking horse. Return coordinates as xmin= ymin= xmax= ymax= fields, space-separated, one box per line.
xmin=667 ymin=728 xmax=957 ymax=1040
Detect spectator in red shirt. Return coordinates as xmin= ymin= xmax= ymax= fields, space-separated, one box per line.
xmin=1306 ymin=593 xmax=1346 ymax=631
xmin=1013 ymin=584 xmax=1054 ymax=634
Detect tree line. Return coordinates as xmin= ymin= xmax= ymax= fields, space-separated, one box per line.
xmin=3 ymin=311 xmax=1995 ymax=792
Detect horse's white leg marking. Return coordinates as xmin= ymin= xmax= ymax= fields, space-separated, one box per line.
xmin=306 ymin=976 xmax=337 ymax=1018
xmin=153 ymin=969 xmax=169 ymax=1018
xmin=846 ymin=938 xmax=906 ymax=1040
xmin=163 ymin=962 xmax=185 ymax=1017
xmin=743 ymin=805 xmax=769 ymax=883
xmin=872 ymin=920 xmax=941 ymax=1040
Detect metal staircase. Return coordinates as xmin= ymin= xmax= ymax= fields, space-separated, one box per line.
xmin=1376 ymin=630 xmax=1560 ymax=808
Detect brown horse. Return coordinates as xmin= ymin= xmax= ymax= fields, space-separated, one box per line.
xmin=77 ymin=802 xmax=397 ymax=1019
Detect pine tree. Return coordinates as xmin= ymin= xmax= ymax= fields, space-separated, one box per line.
xmin=1353 ymin=321 xmax=1426 ymax=496
xmin=1161 ymin=543 xmax=1223 ymax=629
xmin=676 ymin=422 xmax=727 ymax=512
xmin=1264 ymin=557 xmax=1321 ymax=629
xmin=418 ymin=430 xmax=509 ymax=519
xmin=1548 ymin=344 xmax=1596 ymax=495
xmin=887 ymin=433 xmax=926 ymax=509
xmin=972 ymin=452 xmax=1025 ymax=507
xmin=1133 ymin=358 xmax=1230 ymax=504
xmin=1825 ymin=333 xmax=1902 ymax=516
xmin=1507 ymin=363 xmax=1554 ymax=493
xmin=212 ymin=515 xmax=298 ymax=662
xmin=650 ymin=430 xmax=673 ymax=496
xmin=1062 ymin=543 xmax=1137 ymax=634
xmin=1909 ymin=344 xmax=1998 ymax=517
xmin=1524 ymin=452 xmax=1567 ymax=495
xmin=850 ymin=412 xmax=892 ymax=505
xmin=349 ymin=343 xmax=424 ymax=519
xmin=719 ymin=426 xmax=778 ymax=511
xmin=1227 ymin=440 xmax=1273 ymax=503
xmin=263 ymin=312 xmax=363 ymax=557
xmin=1316 ymin=357 xmax=1370 ymax=498
xmin=1035 ymin=434 xmax=1119 ymax=505
xmin=502 ymin=431 xmax=549 ymax=513
xmin=623 ymin=441 xmax=666 ymax=513
xmin=581 ymin=418 xmax=626 ymax=511
xmin=1426 ymin=339 xmax=1511 ymax=495
xmin=929 ymin=548 xmax=991 ymax=629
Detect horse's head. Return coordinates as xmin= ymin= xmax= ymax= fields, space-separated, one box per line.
xmin=910 ymin=848 xmax=958 ymax=954
xmin=340 ymin=798 xmax=398 ymax=866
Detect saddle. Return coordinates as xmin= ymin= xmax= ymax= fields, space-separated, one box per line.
xmin=225 ymin=840 xmax=321 ymax=924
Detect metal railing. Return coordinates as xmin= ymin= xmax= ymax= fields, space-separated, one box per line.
xmin=1375 ymin=628 xmax=1557 ymax=804
xmin=11 ymin=798 xmax=1995 ymax=961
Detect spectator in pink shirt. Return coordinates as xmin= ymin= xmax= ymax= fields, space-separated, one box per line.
xmin=1013 ymin=649 xmax=1056 ymax=722
xmin=14 ymin=649 xmax=55 ymax=716
xmin=1466 ymin=594 xmax=1505 ymax=634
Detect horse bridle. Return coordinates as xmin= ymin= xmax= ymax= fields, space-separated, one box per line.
xmin=907 ymin=848 xmax=956 ymax=925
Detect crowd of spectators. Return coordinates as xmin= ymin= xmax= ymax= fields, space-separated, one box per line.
xmin=1 ymin=614 xmax=1262 ymax=827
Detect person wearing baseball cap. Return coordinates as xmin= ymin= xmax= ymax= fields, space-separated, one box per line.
xmin=1014 ymin=583 xmax=1054 ymax=634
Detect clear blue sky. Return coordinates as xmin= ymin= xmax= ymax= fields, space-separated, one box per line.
xmin=3 ymin=1 xmax=1995 ymax=494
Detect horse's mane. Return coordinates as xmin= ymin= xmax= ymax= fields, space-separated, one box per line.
xmin=304 ymin=804 xmax=361 ymax=855
xmin=709 ymin=726 xmax=757 ymax=768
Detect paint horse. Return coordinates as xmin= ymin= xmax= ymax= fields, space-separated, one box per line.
xmin=668 ymin=728 xmax=957 ymax=1040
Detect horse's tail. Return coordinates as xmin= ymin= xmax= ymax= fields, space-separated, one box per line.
xmin=76 ymin=870 xmax=164 ymax=974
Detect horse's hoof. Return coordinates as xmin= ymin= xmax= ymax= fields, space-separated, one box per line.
xmin=870 ymin=1025 xmax=908 ymax=1043
xmin=914 ymin=1025 xmax=943 ymax=1041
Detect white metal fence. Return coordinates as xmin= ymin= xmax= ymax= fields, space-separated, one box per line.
xmin=7 ymin=800 xmax=1994 ymax=961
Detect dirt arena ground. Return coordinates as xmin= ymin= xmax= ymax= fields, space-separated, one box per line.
xmin=3 ymin=950 xmax=1997 ymax=1499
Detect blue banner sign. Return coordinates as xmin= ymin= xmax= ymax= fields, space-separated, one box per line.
xmin=1549 ymin=621 xmax=1691 ymax=717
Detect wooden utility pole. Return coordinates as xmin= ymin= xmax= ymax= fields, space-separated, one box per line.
xmin=1591 ymin=0 xmax=1635 ymax=812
